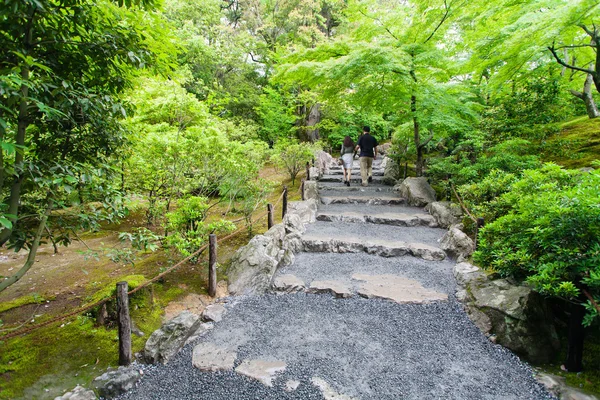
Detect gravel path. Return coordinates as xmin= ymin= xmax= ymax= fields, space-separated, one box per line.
xmin=119 ymin=295 xmax=551 ymax=400
xmin=117 ymin=163 xmax=553 ymax=400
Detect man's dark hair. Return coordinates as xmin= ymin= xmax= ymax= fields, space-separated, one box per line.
xmin=363 ymin=126 xmax=370 ymax=133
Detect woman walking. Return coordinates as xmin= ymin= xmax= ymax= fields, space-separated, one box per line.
xmin=340 ymin=136 xmax=355 ymax=186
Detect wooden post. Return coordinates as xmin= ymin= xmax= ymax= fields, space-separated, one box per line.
xmin=267 ymin=203 xmax=274 ymax=229
xmin=116 ymin=281 xmax=131 ymax=366
xmin=306 ymin=162 xmax=310 ymax=181
xmin=301 ymin=179 xmax=305 ymax=201
xmin=282 ymin=186 xmax=288 ymax=218
xmin=208 ymin=234 xmax=217 ymax=297
xmin=477 ymin=217 xmax=485 ymax=229
xmin=312 ymin=158 xmax=315 ymax=167
xmin=475 ymin=217 xmax=485 ymax=250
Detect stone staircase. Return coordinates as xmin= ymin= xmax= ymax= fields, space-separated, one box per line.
xmin=118 ymin=156 xmax=552 ymax=400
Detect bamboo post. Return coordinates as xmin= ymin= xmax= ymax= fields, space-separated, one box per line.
xmin=267 ymin=203 xmax=274 ymax=229
xmin=301 ymin=179 xmax=305 ymax=201
xmin=306 ymin=162 xmax=310 ymax=181
xmin=282 ymin=186 xmax=288 ymax=218
xmin=116 ymin=281 xmax=131 ymax=366
xmin=208 ymin=234 xmax=217 ymax=297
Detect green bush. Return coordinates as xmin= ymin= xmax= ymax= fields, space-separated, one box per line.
xmin=474 ymin=168 xmax=600 ymax=325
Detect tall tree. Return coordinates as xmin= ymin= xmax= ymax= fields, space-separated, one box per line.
xmin=0 ymin=0 xmax=173 ymax=292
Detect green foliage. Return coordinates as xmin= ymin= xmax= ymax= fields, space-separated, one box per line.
xmin=474 ymin=168 xmax=600 ymax=324
xmin=164 ymin=196 xmax=235 ymax=258
xmin=272 ymin=140 xmax=319 ymax=185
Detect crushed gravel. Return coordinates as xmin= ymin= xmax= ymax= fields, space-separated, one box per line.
xmin=318 ymin=203 xmax=428 ymax=216
xmin=118 ymin=294 xmax=553 ymax=400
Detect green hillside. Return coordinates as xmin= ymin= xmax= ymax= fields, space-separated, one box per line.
xmin=544 ymin=116 xmax=600 ymax=169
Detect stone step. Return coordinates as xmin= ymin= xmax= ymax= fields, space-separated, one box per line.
xmin=327 ymin=170 xmax=384 ymax=176
xmin=302 ymin=235 xmax=445 ymax=261
xmin=318 ymin=183 xmax=392 ymax=191
xmin=304 ymin=221 xmax=446 ymax=248
xmin=319 ymin=175 xmax=385 ymax=183
xmin=320 ymin=195 xmax=405 ymax=206
xmin=316 ymin=204 xmax=437 ymax=227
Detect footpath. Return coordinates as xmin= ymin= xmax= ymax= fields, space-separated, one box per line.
xmin=114 ymin=158 xmax=552 ymax=400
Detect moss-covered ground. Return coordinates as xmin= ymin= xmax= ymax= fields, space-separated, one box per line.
xmin=0 ymin=164 xmax=302 ymax=399
xmin=542 ymin=116 xmax=600 ymax=169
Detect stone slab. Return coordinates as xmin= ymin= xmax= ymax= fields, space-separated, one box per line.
xmin=272 ymin=274 xmax=305 ymax=293
xmin=192 ymin=343 xmax=237 ymax=372
xmin=308 ymin=280 xmax=352 ymax=298
xmin=235 ymin=359 xmax=287 ymax=387
xmin=352 ymin=274 xmax=447 ymax=304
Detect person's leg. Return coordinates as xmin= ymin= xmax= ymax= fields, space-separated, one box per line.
xmin=347 ymin=167 xmax=352 ymax=185
xmin=367 ymin=157 xmax=373 ymax=182
xmin=360 ymin=157 xmax=368 ymax=186
xmin=343 ymin=167 xmax=348 ymax=183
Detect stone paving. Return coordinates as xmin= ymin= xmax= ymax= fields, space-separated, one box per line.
xmin=119 ymin=157 xmax=553 ymax=400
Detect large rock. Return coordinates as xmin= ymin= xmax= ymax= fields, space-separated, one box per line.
xmin=143 ymin=311 xmax=201 ymax=364
xmin=382 ymin=156 xmax=400 ymax=185
xmin=315 ymin=150 xmax=336 ymax=174
xmin=308 ymin=166 xmax=321 ymax=181
xmin=440 ymin=226 xmax=475 ymax=260
xmin=455 ymin=263 xmax=560 ymax=363
xmin=378 ymin=142 xmax=392 ymax=156
xmin=93 ymin=366 xmax=142 ymax=399
xmin=425 ymin=201 xmax=463 ymax=228
xmin=54 ymin=385 xmax=96 ymax=400
xmin=227 ymin=200 xmax=317 ymax=296
xmin=394 ymin=177 xmax=436 ymax=207
xmin=303 ymin=180 xmax=319 ymax=201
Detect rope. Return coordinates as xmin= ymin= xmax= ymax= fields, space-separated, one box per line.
xmin=0 ymin=189 xmax=284 ymax=341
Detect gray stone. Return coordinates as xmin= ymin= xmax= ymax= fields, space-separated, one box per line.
xmin=309 ymin=166 xmax=321 ymax=181
xmin=273 ymin=274 xmax=305 ymax=293
xmin=303 ymin=180 xmax=319 ymax=201
xmin=308 ymin=280 xmax=352 ymax=298
xmin=453 ymin=262 xmax=485 ymax=286
xmin=464 ymin=277 xmax=560 ymax=363
xmin=185 ymin=322 xmax=214 ymax=345
xmin=440 ymin=227 xmax=475 ymax=259
xmin=143 ymin=311 xmax=201 ymax=364
xmin=227 ymin=234 xmax=286 ymax=296
xmin=311 ymin=377 xmax=357 ymax=400
xmin=288 ymin=199 xmax=318 ymax=224
xmin=425 ymin=201 xmax=463 ymax=228
xmin=378 ymin=143 xmax=392 ymax=155
xmin=394 ymin=177 xmax=436 ymax=207
xmin=234 ymin=359 xmax=287 ymax=386
xmin=382 ymin=156 xmax=400 ymax=185
xmin=315 ymin=150 xmax=337 ymax=174
xmin=285 ymin=380 xmax=301 ymax=392
xmin=202 ymin=304 xmax=226 ymax=323
xmin=54 ymin=385 xmax=96 ymax=400
xmin=192 ymin=342 xmax=237 ymax=372
xmin=353 ymin=274 xmax=447 ymax=304
xmin=535 ymin=372 xmax=599 ymax=400
xmin=93 ymin=366 xmax=142 ymax=399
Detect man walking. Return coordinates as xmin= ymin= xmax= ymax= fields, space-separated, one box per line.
xmin=355 ymin=126 xmax=378 ymax=186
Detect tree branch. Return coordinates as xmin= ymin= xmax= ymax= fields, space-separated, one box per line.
xmin=582 ymin=288 xmax=600 ymax=316
xmin=424 ymin=0 xmax=450 ymax=44
xmin=548 ymin=45 xmax=594 ymax=75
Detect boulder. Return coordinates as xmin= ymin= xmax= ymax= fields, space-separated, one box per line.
xmin=308 ymin=166 xmax=321 ymax=181
xmin=382 ymin=156 xmax=399 ymax=185
xmin=455 ymin=263 xmax=560 ymax=363
xmin=202 ymin=304 xmax=226 ymax=323
xmin=93 ymin=365 xmax=143 ymax=399
xmin=425 ymin=201 xmax=463 ymax=228
xmin=536 ymin=372 xmax=599 ymax=400
xmin=378 ymin=142 xmax=392 ymax=155
xmin=440 ymin=226 xmax=475 ymax=260
xmin=394 ymin=177 xmax=436 ymax=207
xmin=143 ymin=311 xmax=201 ymax=364
xmin=227 ymin=234 xmax=286 ymax=296
xmin=315 ymin=151 xmax=336 ymax=174
xmin=287 ymin=200 xmax=318 ymax=224
xmin=303 ymin=180 xmax=319 ymax=201
xmin=192 ymin=342 xmax=237 ymax=372
xmin=54 ymin=385 xmax=96 ymax=400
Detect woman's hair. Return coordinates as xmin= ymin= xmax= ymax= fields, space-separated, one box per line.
xmin=343 ymin=136 xmax=354 ymax=147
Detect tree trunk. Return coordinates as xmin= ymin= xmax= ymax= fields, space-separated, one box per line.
xmin=411 ymin=95 xmax=425 ymax=177
xmin=0 ymin=199 xmax=53 ymax=292
xmin=564 ymin=302 xmax=586 ymax=372
xmin=306 ymin=103 xmax=321 ymax=142
xmin=570 ymin=72 xmax=599 ymax=119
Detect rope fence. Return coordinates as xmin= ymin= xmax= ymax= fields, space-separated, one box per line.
xmin=0 ymin=187 xmax=292 ymax=342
